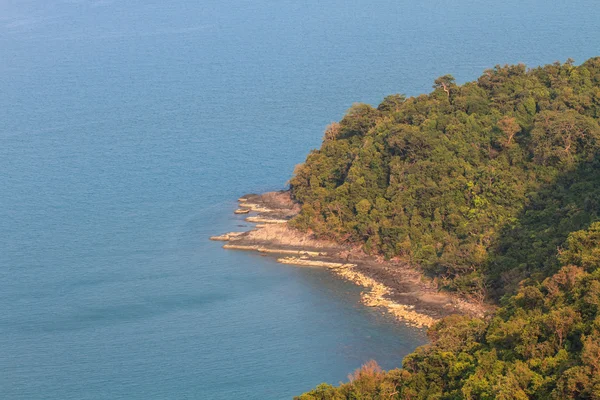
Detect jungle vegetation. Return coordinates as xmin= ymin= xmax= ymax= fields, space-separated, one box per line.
xmin=292 ymin=58 xmax=600 ymax=399
xmin=290 ymin=57 xmax=600 ymax=301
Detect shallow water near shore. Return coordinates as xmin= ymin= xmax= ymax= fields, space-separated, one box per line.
xmin=2 ymin=0 xmax=600 ymax=398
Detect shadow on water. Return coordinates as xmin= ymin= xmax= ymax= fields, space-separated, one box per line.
xmin=486 ymin=156 xmax=600 ymax=299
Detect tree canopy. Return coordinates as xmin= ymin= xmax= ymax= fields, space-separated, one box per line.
xmin=290 ymin=57 xmax=600 ymax=301
xmin=293 ymin=58 xmax=600 ymax=399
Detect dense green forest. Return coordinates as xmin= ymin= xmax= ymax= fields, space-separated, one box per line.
xmin=293 ymin=58 xmax=600 ymax=399
xmin=290 ymin=58 xmax=600 ymax=301
xmin=297 ymin=223 xmax=600 ymax=399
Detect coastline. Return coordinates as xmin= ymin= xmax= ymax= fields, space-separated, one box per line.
xmin=211 ymin=191 xmax=490 ymax=328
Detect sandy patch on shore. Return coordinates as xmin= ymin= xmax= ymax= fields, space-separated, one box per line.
xmin=241 ymin=223 xmax=338 ymax=250
xmin=277 ymin=256 xmax=355 ymax=269
xmin=333 ymin=266 xmax=436 ymax=328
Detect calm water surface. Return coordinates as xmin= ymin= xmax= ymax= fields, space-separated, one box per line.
xmin=1 ymin=1 xmax=599 ymax=398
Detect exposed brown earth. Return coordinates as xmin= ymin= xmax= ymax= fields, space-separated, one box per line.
xmin=211 ymin=191 xmax=491 ymax=328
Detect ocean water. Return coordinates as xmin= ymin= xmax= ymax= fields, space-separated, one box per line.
xmin=1 ymin=0 xmax=599 ymax=398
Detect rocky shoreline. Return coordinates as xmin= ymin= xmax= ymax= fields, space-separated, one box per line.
xmin=210 ymin=191 xmax=489 ymax=328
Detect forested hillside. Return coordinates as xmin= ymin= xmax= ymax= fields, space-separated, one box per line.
xmin=293 ymin=58 xmax=600 ymax=399
xmin=290 ymin=58 xmax=600 ymax=301
xmin=297 ymin=223 xmax=600 ymax=399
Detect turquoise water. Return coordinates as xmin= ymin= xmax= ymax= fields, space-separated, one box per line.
xmin=1 ymin=1 xmax=599 ymax=398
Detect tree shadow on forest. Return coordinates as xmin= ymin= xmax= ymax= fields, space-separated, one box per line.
xmin=486 ymin=156 xmax=600 ymax=300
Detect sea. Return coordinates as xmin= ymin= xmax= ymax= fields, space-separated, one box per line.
xmin=1 ymin=0 xmax=599 ymax=398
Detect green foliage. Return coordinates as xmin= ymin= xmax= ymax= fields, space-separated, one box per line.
xmin=289 ymin=58 xmax=600 ymax=299
xmin=487 ymin=158 xmax=600 ymax=297
xmin=294 ymin=58 xmax=600 ymax=399
xmin=297 ymin=224 xmax=600 ymax=399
